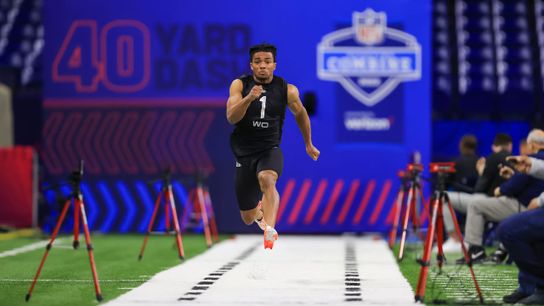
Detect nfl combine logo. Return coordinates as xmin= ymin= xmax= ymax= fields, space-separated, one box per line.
xmin=354 ymin=9 xmax=385 ymax=45
xmin=317 ymin=8 xmax=421 ymax=107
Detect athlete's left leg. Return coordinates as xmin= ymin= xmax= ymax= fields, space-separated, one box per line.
xmin=257 ymin=170 xmax=279 ymax=228
xmin=256 ymin=148 xmax=284 ymax=229
xmin=257 ymin=170 xmax=279 ymax=249
xmin=239 ymin=200 xmax=264 ymax=227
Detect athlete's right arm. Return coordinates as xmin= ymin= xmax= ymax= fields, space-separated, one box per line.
xmin=226 ymin=79 xmax=262 ymax=125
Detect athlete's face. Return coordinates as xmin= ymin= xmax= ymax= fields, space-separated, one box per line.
xmin=250 ymin=51 xmax=276 ymax=83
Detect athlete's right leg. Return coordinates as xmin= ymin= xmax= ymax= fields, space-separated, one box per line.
xmin=235 ymin=155 xmax=263 ymax=226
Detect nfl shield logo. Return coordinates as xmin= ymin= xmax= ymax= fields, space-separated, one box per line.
xmin=317 ymin=7 xmax=421 ymax=107
xmin=354 ymin=9 xmax=386 ymax=45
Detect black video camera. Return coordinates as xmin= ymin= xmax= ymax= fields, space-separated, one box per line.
xmin=68 ymin=160 xmax=85 ymax=184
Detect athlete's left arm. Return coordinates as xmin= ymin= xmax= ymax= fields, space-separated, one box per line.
xmin=287 ymin=84 xmax=320 ymax=161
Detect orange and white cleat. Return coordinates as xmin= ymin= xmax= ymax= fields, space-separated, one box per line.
xmin=264 ymin=226 xmax=279 ymax=249
xmin=254 ymin=201 xmax=267 ymax=231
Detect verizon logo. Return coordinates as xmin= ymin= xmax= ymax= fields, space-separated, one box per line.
xmin=344 ymin=117 xmax=391 ymax=131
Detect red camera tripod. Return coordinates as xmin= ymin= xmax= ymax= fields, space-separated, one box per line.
xmin=414 ymin=162 xmax=483 ymax=303
xmin=180 ymin=171 xmax=219 ymax=248
xmin=389 ymin=163 xmax=426 ymax=261
xmin=26 ymin=161 xmax=102 ymax=302
xmin=138 ymin=169 xmax=185 ymax=261
xmin=193 ymin=175 xmax=219 ymax=247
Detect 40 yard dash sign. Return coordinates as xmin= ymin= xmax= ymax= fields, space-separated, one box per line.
xmin=52 ymin=20 xmax=151 ymax=93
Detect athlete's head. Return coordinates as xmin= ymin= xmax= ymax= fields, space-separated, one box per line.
xmin=249 ymin=43 xmax=277 ymax=83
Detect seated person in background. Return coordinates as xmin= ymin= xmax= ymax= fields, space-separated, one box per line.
xmin=449 ymin=134 xmax=479 ymax=191
xmin=458 ymin=129 xmax=544 ymax=264
xmin=439 ymin=133 xmax=512 ymax=252
xmin=489 ymin=137 xmax=532 ymax=262
xmin=498 ymin=155 xmax=544 ymax=304
xmin=473 ymin=133 xmax=514 ymax=195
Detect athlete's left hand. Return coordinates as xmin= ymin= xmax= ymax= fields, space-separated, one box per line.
xmin=306 ymin=144 xmax=320 ymax=161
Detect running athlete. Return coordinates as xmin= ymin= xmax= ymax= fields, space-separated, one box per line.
xmin=226 ymin=43 xmax=320 ymax=249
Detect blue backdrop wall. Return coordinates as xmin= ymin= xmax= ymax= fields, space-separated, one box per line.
xmin=42 ymin=0 xmax=431 ymax=233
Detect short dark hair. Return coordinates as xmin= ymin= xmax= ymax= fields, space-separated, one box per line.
xmin=493 ymin=133 xmax=512 ymax=146
xmin=460 ymin=134 xmax=477 ymax=151
xmin=249 ymin=43 xmax=277 ymax=62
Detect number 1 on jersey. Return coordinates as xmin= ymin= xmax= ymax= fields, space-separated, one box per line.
xmin=259 ymin=96 xmax=266 ymax=119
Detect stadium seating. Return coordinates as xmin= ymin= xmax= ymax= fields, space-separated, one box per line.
xmin=433 ymin=0 xmax=543 ymax=120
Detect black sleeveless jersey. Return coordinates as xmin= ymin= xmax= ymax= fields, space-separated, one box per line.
xmin=230 ymin=75 xmax=288 ymax=157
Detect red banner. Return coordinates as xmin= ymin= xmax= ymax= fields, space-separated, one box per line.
xmin=0 ymin=146 xmax=36 ymax=228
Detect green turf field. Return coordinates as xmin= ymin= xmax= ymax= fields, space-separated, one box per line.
xmin=1 ymin=232 xmax=521 ymax=305
xmin=0 ymin=233 xmax=225 ymax=306
xmin=394 ymin=243 xmax=519 ymax=305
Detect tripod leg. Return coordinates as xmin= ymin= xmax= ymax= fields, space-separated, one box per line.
xmin=388 ymin=188 xmax=405 ymax=249
xmin=166 ymin=185 xmax=185 ymax=260
xmin=398 ymin=184 xmax=415 ymax=261
xmin=415 ymin=185 xmax=427 ymax=241
xmin=420 ymin=189 xmax=430 ymax=225
xmin=415 ymin=194 xmax=440 ymax=302
xmin=410 ymin=185 xmax=422 ymax=240
xmin=138 ymin=191 xmax=162 ymax=260
xmin=73 ymin=195 xmax=80 ymax=249
xmin=196 ymin=185 xmax=213 ymax=248
xmin=445 ymin=194 xmax=484 ymax=303
xmin=26 ymin=198 xmax=72 ymax=301
xmin=436 ymin=197 xmax=445 ymax=269
xmin=165 ymin=193 xmax=171 ymax=232
xmin=78 ymin=198 xmax=103 ymax=301
xmin=180 ymin=191 xmax=192 ymax=233
xmin=204 ymin=188 xmax=219 ymax=242
xmin=410 ymin=185 xmax=418 ymax=231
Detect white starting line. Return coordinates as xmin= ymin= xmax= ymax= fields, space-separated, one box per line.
xmin=105 ymin=235 xmax=413 ymax=305
xmin=0 ymin=239 xmax=65 ymax=258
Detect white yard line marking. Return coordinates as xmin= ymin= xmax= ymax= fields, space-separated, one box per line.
xmin=178 ymin=243 xmax=260 ymax=301
xmin=0 ymin=279 xmax=147 ymax=282
xmin=357 ymin=237 xmax=415 ymax=304
xmin=0 ymin=239 xmax=67 ymax=258
xmin=344 ymin=240 xmax=362 ymax=302
xmin=105 ymin=235 xmax=414 ymax=305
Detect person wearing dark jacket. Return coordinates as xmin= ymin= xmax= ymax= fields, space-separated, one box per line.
xmin=498 ymin=146 xmax=544 ymax=304
xmin=450 ymin=134 xmax=479 ymax=191
xmin=439 ymin=133 xmax=512 ymax=252
xmin=459 ymin=130 xmax=544 ymax=265
xmin=473 ymin=133 xmax=512 ymax=196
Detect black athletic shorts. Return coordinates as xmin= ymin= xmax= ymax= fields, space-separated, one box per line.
xmin=234 ymin=147 xmax=284 ymax=211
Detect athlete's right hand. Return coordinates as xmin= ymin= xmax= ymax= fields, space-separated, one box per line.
xmin=248 ymin=85 xmax=263 ymax=100
xmin=306 ymin=144 xmax=320 ymax=161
